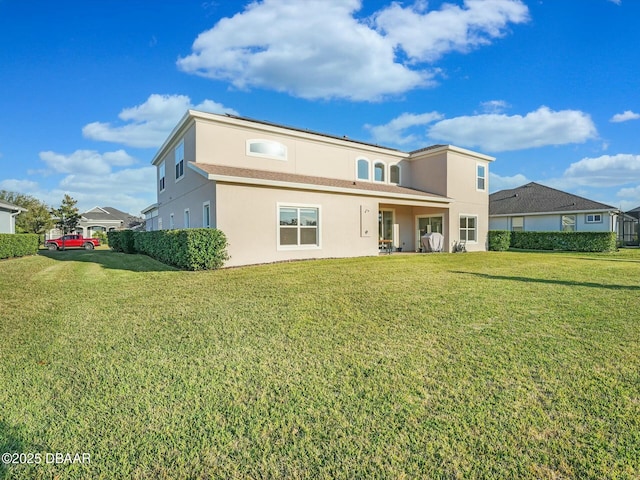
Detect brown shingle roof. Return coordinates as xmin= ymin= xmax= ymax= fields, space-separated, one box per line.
xmin=190 ymin=162 xmax=449 ymax=201
xmin=490 ymin=182 xmax=616 ymax=215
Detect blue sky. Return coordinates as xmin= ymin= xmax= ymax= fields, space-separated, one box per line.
xmin=1 ymin=0 xmax=639 ymax=215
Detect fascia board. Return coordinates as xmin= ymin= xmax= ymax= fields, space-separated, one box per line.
xmin=150 ymin=111 xmax=194 ymax=166
xmin=490 ymin=208 xmax=619 ymax=217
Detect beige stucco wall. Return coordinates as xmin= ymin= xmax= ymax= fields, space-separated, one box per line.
xmin=445 ymin=152 xmax=490 ymax=252
xmin=156 ymin=126 xmax=215 ymax=230
xmin=193 ymin=117 xmax=407 ymax=184
xmin=215 ymin=183 xmax=385 ymax=267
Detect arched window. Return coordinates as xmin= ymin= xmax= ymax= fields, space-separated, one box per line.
xmin=374 ymin=162 xmax=385 ymax=182
xmin=357 ymin=158 xmax=370 ymax=180
xmin=390 ymin=164 xmax=400 ymax=184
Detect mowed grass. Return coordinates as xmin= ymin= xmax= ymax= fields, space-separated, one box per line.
xmin=0 ymin=249 xmax=639 ymax=479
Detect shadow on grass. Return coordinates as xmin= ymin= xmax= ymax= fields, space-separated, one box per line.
xmin=38 ymin=248 xmax=178 ymax=273
xmin=0 ymin=421 xmax=23 ymax=479
xmin=451 ymin=271 xmax=640 ymax=291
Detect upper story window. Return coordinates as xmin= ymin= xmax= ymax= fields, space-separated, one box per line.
xmin=390 ymin=164 xmax=400 ymax=184
xmin=247 ymin=140 xmax=287 ymax=161
xmin=357 ymin=158 xmax=370 ymax=181
xmin=374 ymin=162 xmax=385 ymax=182
xmin=586 ymin=213 xmax=602 ymax=223
xmin=477 ymin=164 xmax=486 ymax=191
xmin=175 ymin=141 xmax=184 ymax=181
xmin=159 ymin=162 xmax=166 ymax=192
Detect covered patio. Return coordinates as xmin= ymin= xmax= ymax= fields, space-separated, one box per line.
xmin=378 ymin=202 xmax=450 ymax=253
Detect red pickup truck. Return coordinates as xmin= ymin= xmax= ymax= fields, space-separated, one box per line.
xmin=46 ymin=234 xmax=101 ymax=251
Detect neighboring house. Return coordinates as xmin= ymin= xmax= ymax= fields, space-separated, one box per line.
xmin=489 ymin=182 xmax=625 ymax=235
xmin=0 ymin=200 xmax=26 ymax=234
xmin=47 ymin=206 xmax=143 ymax=239
xmin=148 ymin=110 xmax=495 ymax=267
xmin=141 ymin=203 xmax=159 ymax=232
xmin=623 ymin=206 xmax=640 ymax=245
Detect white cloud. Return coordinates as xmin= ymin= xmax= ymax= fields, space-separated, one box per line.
xmin=82 ymin=94 xmax=238 ymax=148
xmin=374 ymin=0 xmax=529 ymax=62
xmin=365 ymin=111 xmax=443 ymax=146
xmin=428 ymin=106 xmax=597 ymax=152
xmin=617 ymin=185 xmax=640 ymax=199
xmin=480 ymin=100 xmax=509 ymax=114
xmin=39 ymin=149 xmax=136 ymax=176
xmin=177 ymin=0 xmax=528 ymax=100
xmin=488 ymin=172 xmax=529 ymax=192
xmin=0 ymin=179 xmax=40 ymax=192
xmin=56 ymin=167 xmax=157 ymax=215
xmin=610 ymin=110 xmax=640 ymax=123
xmin=563 ymin=153 xmax=640 ymax=187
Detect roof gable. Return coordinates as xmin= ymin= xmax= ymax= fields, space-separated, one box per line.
xmin=490 ymin=182 xmax=616 ymax=216
xmin=81 ymin=206 xmax=142 ymax=225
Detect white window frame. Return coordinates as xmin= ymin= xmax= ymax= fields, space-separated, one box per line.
xmin=277 ymin=203 xmax=321 ymax=250
xmin=184 ymin=209 xmax=190 ymax=229
xmin=356 ymin=158 xmax=370 ymax=181
xmin=562 ymin=214 xmax=576 ymax=231
xmin=246 ymin=139 xmax=287 ymax=161
xmin=476 ymin=163 xmax=487 ymax=191
xmin=373 ymin=162 xmax=386 ymax=183
xmin=159 ymin=161 xmax=166 ymax=192
xmin=459 ymin=214 xmax=478 ymax=243
xmin=175 ymin=141 xmax=185 ymax=182
xmin=511 ymin=216 xmax=524 ymax=231
xmin=203 ymin=201 xmax=211 ymax=228
xmin=586 ymin=213 xmax=602 ymax=223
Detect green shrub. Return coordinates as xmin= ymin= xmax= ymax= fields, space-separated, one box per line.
xmin=92 ymin=230 xmax=108 ymax=245
xmin=0 ymin=233 xmax=39 ymax=259
xmin=510 ymin=231 xmax=616 ymax=252
xmin=131 ymin=229 xmax=229 ymax=270
xmin=107 ymin=230 xmax=136 ymax=253
xmin=488 ymin=230 xmax=511 ymax=251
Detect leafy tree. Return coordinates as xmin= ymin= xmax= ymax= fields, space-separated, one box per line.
xmin=0 ymin=190 xmax=54 ymax=238
xmin=52 ymin=194 xmax=82 ymax=235
xmin=92 ymin=230 xmax=108 ymax=245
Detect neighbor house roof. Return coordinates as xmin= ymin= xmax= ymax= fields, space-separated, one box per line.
xmin=490 ymin=182 xmax=617 ymax=216
xmin=81 ymin=206 xmax=142 ymax=226
xmin=190 ymin=162 xmax=451 ymax=204
xmin=626 ymin=205 xmax=640 ymax=220
xmin=0 ymin=200 xmax=27 ymax=213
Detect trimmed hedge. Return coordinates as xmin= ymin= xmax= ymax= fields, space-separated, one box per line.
xmin=490 ymin=230 xmax=617 ymax=252
xmin=108 ymin=229 xmax=229 ymax=270
xmin=107 ymin=230 xmax=135 ymax=254
xmin=488 ymin=230 xmax=511 ymax=251
xmin=0 ymin=233 xmax=40 ymax=259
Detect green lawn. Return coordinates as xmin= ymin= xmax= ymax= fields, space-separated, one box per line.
xmin=1 ymin=249 xmax=639 ymax=479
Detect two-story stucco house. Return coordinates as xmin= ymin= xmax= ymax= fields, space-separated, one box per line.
xmin=146 ymin=110 xmax=494 ymax=267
